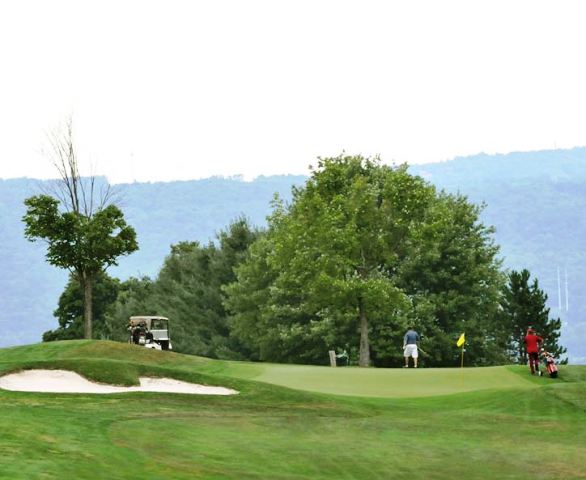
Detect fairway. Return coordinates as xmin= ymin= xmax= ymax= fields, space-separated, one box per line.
xmin=229 ymin=363 xmax=537 ymax=398
xmin=1 ymin=340 xmax=585 ymax=480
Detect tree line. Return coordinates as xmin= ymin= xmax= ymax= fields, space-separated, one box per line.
xmin=25 ymin=152 xmax=565 ymax=366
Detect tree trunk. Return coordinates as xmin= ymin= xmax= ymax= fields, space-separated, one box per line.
xmin=358 ymin=298 xmax=370 ymax=367
xmin=83 ymin=274 xmax=93 ymax=339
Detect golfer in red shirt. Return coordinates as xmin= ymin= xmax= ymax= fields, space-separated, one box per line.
xmin=524 ymin=328 xmax=544 ymax=375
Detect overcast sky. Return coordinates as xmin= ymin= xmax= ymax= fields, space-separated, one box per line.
xmin=1 ymin=0 xmax=585 ymax=183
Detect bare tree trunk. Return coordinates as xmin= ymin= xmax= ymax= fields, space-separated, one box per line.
xmin=83 ymin=274 xmax=93 ymax=339
xmin=358 ymin=298 xmax=370 ymax=367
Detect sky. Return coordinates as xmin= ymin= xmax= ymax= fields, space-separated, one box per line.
xmin=1 ymin=0 xmax=586 ymax=184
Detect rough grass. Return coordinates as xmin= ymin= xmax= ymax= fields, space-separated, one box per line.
xmin=0 ymin=340 xmax=585 ymax=480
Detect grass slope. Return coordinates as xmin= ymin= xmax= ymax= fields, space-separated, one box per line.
xmin=0 ymin=340 xmax=585 ymax=480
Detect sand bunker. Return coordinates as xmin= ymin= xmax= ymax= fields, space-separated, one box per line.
xmin=0 ymin=369 xmax=238 ymax=395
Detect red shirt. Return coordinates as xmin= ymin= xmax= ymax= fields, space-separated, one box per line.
xmin=524 ymin=334 xmax=543 ymax=353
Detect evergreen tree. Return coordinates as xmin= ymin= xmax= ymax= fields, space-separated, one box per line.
xmin=106 ymin=276 xmax=158 ymax=343
xmin=501 ymin=269 xmax=566 ymax=363
xmin=107 ymin=218 xmax=260 ymax=357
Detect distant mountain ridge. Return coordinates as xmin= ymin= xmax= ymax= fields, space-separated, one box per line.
xmin=415 ymin=148 xmax=586 ymax=184
xmin=2 ymin=148 xmax=585 ymax=362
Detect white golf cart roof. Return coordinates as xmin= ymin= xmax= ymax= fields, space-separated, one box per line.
xmin=129 ymin=316 xmax=170 ymax=328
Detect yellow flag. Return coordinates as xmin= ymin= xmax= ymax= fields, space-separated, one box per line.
xmin=457 ymin=333 xmax=465 ymax=347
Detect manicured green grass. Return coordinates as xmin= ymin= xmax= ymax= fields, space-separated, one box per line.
xmin=0 ymin=340 xmax=585 ymax=479
xmin=217 ymin=363 xmax=538 ymax=398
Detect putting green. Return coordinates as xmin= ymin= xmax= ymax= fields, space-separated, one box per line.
xmin=228 ymin=364 xmax=537 ymax=398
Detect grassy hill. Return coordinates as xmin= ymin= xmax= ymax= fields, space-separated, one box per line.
xmin=0 ymin=341 xmax=584 ymax=479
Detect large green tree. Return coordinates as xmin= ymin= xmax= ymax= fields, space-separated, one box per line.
xmin=225 ymin=155 xmax=505 ymax=366
xmin=23 ymin=196 xmax=138 ymax=338
xmin=501 ymin=269 xmax=566 ymax=364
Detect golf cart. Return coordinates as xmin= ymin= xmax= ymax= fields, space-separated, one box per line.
xmin=128 ymin=316 xmax=173 ymax=351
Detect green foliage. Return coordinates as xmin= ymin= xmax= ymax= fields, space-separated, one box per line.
xmin=501 ymin=269 xmax=566 ymax=363
xmin=22 ymin=193 xmax=138 ymax=338
xmin=391 ymin=193 xmax=508 ymax=366
xmin=223 ymin=235 xmax=280 ymax=361
xmin=107 ymin=218 xmax=260 ymax=358
xmin=23 ymin=195 xmax=138 ymax=276
xmin=226 ymin=155 xmax=505 ymax=366
xmin=43 ymin=272 xmax=121 ymax=341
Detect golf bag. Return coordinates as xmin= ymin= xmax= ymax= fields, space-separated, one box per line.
xmin=540 ymin=350 xmax=558 ymax=378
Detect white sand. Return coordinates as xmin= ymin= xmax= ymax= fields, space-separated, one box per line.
xmin=0 ymin=369 xmax=238 ymax=395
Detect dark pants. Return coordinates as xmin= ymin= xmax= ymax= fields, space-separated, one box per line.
xmin=528 ymin=351 xmax=539 ymax=373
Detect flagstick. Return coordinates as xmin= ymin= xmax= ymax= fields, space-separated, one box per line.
xmin=456 ymin=333 xmax=465 ymax=386
xmin=459 ymin=345 xmax=465 ymax=387
xmin=460 ymin=347 xmax=464 ymax=369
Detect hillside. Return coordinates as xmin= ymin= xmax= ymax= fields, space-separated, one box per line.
xmin=0 ymin=340 xmax=585 ymax=479
xmin=409 ymin=148 xmax=586 ymax=363
xmin=1 ymin=148 xmax=585 ymax=361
